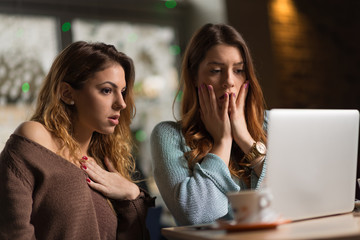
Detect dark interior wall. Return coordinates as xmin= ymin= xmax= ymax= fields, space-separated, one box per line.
xmin=226 ymin=0 xmax=360 ymax=110
xmin=226 ymin=0 xmax=278 ymax=108
xmin=226 ymin=0 xmax=360 ymax=199
xmin=292 ymin=0 xmax=360 ymax=110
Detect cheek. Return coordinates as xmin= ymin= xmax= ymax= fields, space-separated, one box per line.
xmin=77 ymin=95 xmax=102 ymax=116
xmin=197 ymin=76 xmax=220 ymax=88
xmin=237 ymin=80 xmax=246 ymax=92
xmin=196 ymin=76 xmax=206 ymax=87
xmin=196 ymin=69 xmax=213 ymax=86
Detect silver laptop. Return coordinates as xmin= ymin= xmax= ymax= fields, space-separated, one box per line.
xmin=265 ymin=109 xmax=359 ymax=221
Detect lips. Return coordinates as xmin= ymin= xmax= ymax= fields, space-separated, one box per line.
xmin=108 ymin=115 xmax=120 ymax=125
xmin=219 ymin=92 xmax=234 ymax=101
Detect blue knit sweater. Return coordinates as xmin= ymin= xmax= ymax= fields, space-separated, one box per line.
xmin=150 ymin=121 xmax=267 ymax=226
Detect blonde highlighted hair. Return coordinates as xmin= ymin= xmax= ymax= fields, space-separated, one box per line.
xmin=31 ymin=41 xmax=136 ymax=180
xmin=175 ymin=23 xmax=267 ymax=180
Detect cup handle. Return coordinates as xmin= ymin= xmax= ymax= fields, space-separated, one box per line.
xmin=259 ymin=191 xmax=271 ymax=209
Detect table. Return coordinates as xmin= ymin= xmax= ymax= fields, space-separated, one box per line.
xmin=162 ymin=212 xmax=360 ymax=240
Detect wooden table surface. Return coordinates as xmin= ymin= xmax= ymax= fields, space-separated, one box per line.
xmin=162 ymin=212 xmax=360 ymax=240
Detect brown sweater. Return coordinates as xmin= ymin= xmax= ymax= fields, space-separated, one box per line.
xmin=0 ymin=134 xmax=155 ymax=240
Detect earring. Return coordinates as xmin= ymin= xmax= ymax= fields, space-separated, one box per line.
xmin=69 ymin=100 xmax=74 ymax=105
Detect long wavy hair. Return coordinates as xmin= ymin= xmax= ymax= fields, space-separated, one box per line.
xmin=31 ymin=41 xmax=136 ymax=181
xmin=175 ymin=23 xmax=267 ymax=180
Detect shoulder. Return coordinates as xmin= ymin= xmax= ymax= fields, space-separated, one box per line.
xmin=150 ymin=121 xmax=184 ymax=147
xmin=14 ymin=121 xmax=55 ymax=149
xmin=151 ymin=121 xmax=181 ymax=138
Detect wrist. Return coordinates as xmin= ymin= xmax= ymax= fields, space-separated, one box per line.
xmin=214 ymin=137 xmax=233 ymax=147
xmin=125 ymin=184 xmax=140 ymax=200
xmin=234 ymin=135 xmax=255 ymax=154
xmin=211 ymin=138 xmax=233 ymax=166
xmin=241 ymin=141 xmax=267 ymax=166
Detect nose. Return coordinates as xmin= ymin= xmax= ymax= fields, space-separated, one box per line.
xmin=222 ymin=70 xmax=235 ymax=88
xmin=113 ymin=93 xmax=127 ymax=111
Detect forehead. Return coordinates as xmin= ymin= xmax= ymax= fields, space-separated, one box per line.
xmin=203 ymin=44 xmax=243 ymax=64
xmin=88 ymin=64 xmax=126 ymax=86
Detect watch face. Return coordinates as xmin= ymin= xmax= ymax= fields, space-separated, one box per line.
xmin=256 ymin=142 xmax=267 ymax=154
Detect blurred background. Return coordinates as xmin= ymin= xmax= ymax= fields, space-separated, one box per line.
xmin=0 ymin=0 xmax=359 ymax=239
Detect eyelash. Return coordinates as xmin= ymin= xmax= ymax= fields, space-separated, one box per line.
xmin=101 ymin=88 xmax=112 ymax=95
xmin=101 ymin=87 xmax=127 ymax=96
xmin=210 ymin=69 xmax=245 ymax=74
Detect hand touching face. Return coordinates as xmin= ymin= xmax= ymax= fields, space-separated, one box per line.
xmin=197 ymin=44 xmax=246 ymax=112
xmin=197 ymin=44 xmax=254 ymax=161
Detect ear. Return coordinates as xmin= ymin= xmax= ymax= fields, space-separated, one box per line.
xmin=60 ymin=82 xmax=75 ymax=105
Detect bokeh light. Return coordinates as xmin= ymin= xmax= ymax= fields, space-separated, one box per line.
xmin=128 ymin=33 xmax=138 ymax=42
xmin=169 ymin=45 xmax=180 ymax=55
xmin=62 ymin=22 xmax=71 ymax=32
xmin=22 ymin=82 xmax=30 ymax=93
xmin=135 ymin=129 xmax=147 ymax=142
xmin=165 ymin=0 xmax=177 ymax=9
xmin=176 ymin=90 xmax=183 ymax=102
xmin=16 ymin=28 xmax=24 ymax=38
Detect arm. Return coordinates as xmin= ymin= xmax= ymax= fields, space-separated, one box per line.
xmin=250 ymin=111 xmax=269 ymax=189
xmin=151 ymin=121 xmax=241 ymax=226
xmin=0 ymin=141 xmax=36 ymax=240
xmin=229 ymin=82 xmax=266 ymax=183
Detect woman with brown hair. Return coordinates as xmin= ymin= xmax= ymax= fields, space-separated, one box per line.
xmin=151 ymin=23 xmax=267 ymax=226
xmin=0 ymin=41 xmax=154 ymax=239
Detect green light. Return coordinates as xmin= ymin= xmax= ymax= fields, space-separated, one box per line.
xmin=170 ymin=45 xmax=181 ymax=55
xmin=22 ymin=83 xmax=30 ymax=93
xmin=62 ymin=22 xmax=71 ymax=32
xmin=176 ymin=90 xmax=183 ymax=102
xmin=135 ymin=130 xmax=147 ymax=142
xmin=16 ymin=28 xmax=24 ymax=38
xmin=128 ymin=33 xmax=138 ymax=42
xmin=165 ymin=0 xmax=177 ymax=8
xmin=134 ymin=82 xmax=143 ymax=94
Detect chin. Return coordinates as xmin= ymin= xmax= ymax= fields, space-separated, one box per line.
xmin=96 ymin=127 xmax=116 ymax=135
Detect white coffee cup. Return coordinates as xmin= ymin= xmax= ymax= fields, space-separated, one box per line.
xmin=227 ymin=190 xmax=272 ymax=224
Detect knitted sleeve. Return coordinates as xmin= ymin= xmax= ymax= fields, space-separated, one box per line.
xmin=150 ymin=121 xmax=241 ymax=226
xmin=0 ymin=143 xmax=36 ymax=240
xmin=112 ymin=189 xmax=155 ymax=240
xmin=250 ymin=111 xmax=268 ymax=189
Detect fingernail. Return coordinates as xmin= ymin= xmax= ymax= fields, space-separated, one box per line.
xmin=244 ymin=82 xmax=249 ymax=89
xmin=207 ymin=85 xmax=212 ymax=90
xmin=233 ymin=93 xmax=236 ymax=98
xmin=82 ymin=156 xmax=88 ymax=160
xmin=86 ymin=178 xmax=91 ymax=183
xmin=81 ymin=165 xmax=87 ymax=170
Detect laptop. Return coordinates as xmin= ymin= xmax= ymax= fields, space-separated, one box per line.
xmin=265 ymin=109 xmax=359 ymax=221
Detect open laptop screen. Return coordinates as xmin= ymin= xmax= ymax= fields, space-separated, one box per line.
xmin=265 ymin=109 xmax=359 ymax=221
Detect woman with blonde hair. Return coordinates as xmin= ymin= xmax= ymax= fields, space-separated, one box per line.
xmin=151 ymin=23 xmax=267 ymax=226
xmin=0 ymin=41 xmax=154 ymax=239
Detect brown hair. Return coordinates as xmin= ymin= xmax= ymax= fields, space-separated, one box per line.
xmin=175 ymin=23 xmax=267 ymax=180
xmin=31 ymin=41 xmax=136 ymax=180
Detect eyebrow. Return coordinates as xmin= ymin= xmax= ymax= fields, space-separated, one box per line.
xmin=207 ymin=61 xmax=244 ymax=66
xmin=96 ymin=81 xmax=118 ymax=88
xmin=96 ymin=81 xmax=127 ymax=92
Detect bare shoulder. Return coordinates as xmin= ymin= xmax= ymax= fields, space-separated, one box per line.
xmin=14 ymin=121 xmax=54 ymax=148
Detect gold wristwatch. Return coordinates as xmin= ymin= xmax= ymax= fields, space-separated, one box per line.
xmin=244 ymin=141 xmax=267 ymax=164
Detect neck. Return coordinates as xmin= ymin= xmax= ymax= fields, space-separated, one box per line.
xmin=72 ymin=130 xmax=93 ymax=158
